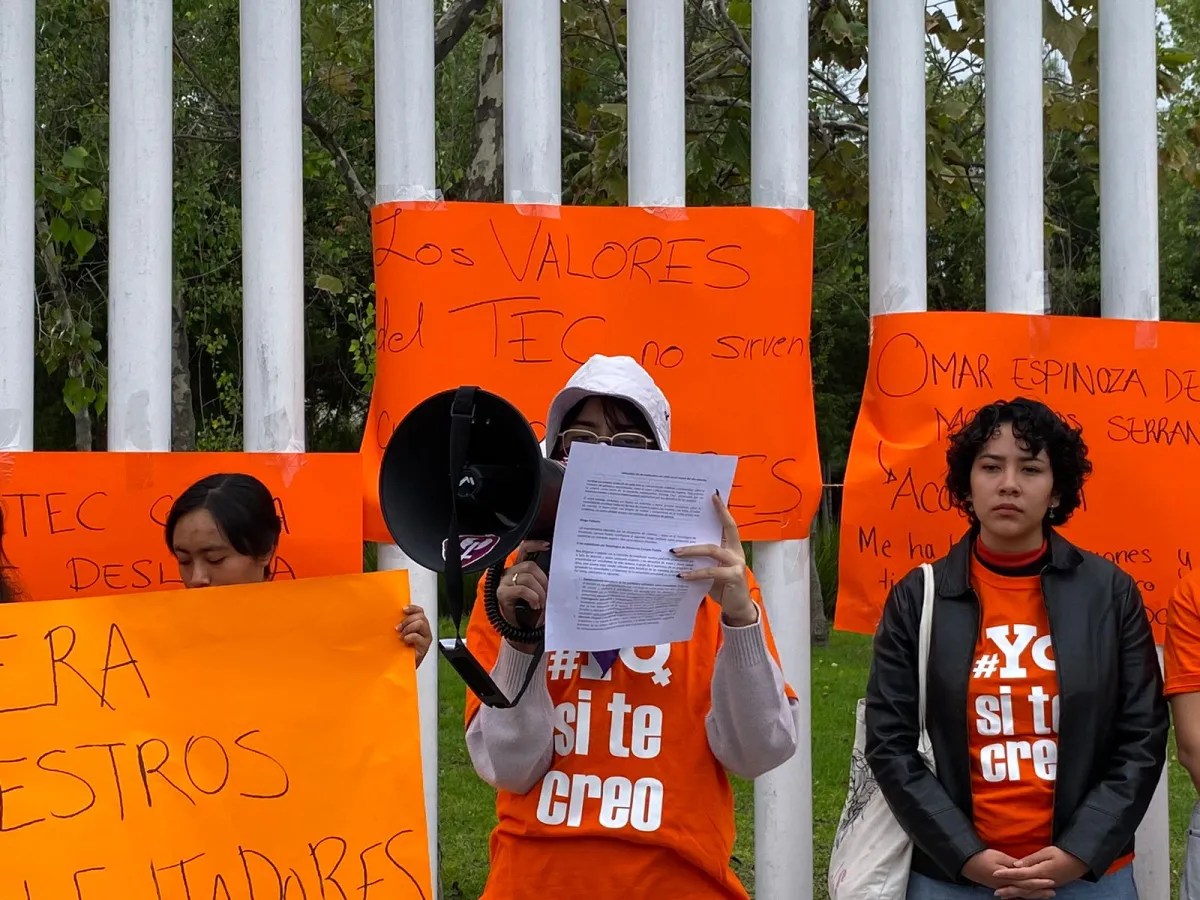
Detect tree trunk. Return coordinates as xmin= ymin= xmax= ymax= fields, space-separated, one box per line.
xmin=34 ymin=203 xmax=93 ymax=450
xmin=171 ymin=290 xmax=196 ymax=450
xmin=463 ymin=4 xmax=503 ymax=201
xmin=810 ymin=555 xmax=830 ymax=647
xmin=72 ymin=368 xmax=93 ymax=451
xmin=435 ymin=0 xmax=493 ymax=66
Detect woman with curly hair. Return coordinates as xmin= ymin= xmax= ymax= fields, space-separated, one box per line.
xmin=864 ymin=397 xmax=1167 ymax=899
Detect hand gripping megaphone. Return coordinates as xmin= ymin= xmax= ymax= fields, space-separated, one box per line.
xmin=378 ymin=386 xmax=562 ymax=707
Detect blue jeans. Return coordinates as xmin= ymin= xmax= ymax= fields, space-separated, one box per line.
xmin=907 ymin=867 xmax=1137 ymax=899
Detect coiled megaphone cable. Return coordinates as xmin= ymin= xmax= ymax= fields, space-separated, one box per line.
xmin=482 ymin=561 xmax=545 ymax=646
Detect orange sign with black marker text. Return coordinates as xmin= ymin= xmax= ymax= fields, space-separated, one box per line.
xmin=0 ymin=453 xmax=363 ymax=601
xmin=837 ymin=311 xmax=1200 ymax=642
xmin=0 ymin=571 xmax=430 ymax=898
xmin=361 ymin=201 xmax=821 ymax=543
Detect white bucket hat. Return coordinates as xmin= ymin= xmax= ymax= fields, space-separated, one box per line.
xmin=543 ymin=354 xmax=671 ymax=454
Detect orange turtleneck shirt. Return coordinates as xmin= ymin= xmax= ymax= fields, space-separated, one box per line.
xmin=967 ymin=538 xmax=1130 ymax=872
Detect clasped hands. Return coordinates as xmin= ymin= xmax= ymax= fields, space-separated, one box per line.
xmin=963 ymin=846 xmax=1088 ymax=898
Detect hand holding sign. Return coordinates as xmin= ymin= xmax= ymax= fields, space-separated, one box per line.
xmin=397 ymin=604 xmax=434 ymax=667
xmin=0 ymin=571 xmax=430 ymax=898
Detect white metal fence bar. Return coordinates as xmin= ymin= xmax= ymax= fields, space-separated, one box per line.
xmin=985 ymin=0 xmax=1046 ymax=315
xmin=375 ymin=0 xmax=438 ymax=204
xmin=109 ymin=0 xmax=174 ymax=452
xmin=627 ymin=0 xmax=686 ymax=209
xmin=869 ymin=0 xmax=927 ymax=316
xmin=503 ymin=0 xmax=561 ymax=205
xmin=374 ymin=0 xmax=441 ymax=891
xmin=0 ymin=0 xmax=35 ymax=451
xmin=0 ymin=2 xmax=1177 ymax=894
xmin=240 ymin=0 xmax=306 ymax=453
xmin=750 ymin=2 xmax=813 ymax=897
xmin=1101 ymin=1 xmax=1160 ymax=322
xmin=1101 ymin=2 xmax=1168 ymax=895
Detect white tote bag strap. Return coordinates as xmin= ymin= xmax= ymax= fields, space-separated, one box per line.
xmin=917 ymin=562 xmax=935 ymax=736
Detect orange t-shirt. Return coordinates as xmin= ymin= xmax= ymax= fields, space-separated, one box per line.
xmin=463 ymin=564 xmax=794 ymax=900
xmin=968 ymin=555 xmax=1058 ymax=859
xmin=968 ymin=555 xmax=1131 ymax=873
xmin=1165 ymin=568 xmax=1200 ymax=696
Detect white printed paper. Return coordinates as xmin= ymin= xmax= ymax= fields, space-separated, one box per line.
xmin=543 ymin=442 xmax=738 ymax=652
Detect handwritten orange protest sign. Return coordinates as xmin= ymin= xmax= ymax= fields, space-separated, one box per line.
xmin=361 ymin=201 xmax=821 ymax=543
xmin=836 ymin=311 xmax=1200 ymax=642
xmin=0 ymin=570 xmax=429 ymax=898
xmin=0 ymin=453 xmax=363 ymax=602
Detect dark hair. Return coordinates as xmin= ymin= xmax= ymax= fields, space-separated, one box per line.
xmin=946 ymin=397 xmax=1092 ymax=526
xmin=0 ymin=507 xmax=16 ymax=603
xmin=553 ymin=396 xmax=656 ymax=460
xmin=164 ymin=473 xmax=281 ymax=578
xmin=563 ymin=396 xmax=652 ymax=437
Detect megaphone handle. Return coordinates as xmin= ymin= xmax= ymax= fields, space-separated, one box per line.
xmin=512 ymin=599 xmax=541 ymax=631
xmin=512 ymin=547 xmax=552 ymax=630
xmin=530 ymin=547 xmax=552 ymax=576
xmin=483 ymin=560 xmax=544 ymax=647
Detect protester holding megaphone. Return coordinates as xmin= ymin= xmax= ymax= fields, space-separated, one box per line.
xmin=490 ymin=537 xmax=550 ymax=653
xmin=460 ymin=355 xmax=798 ymax=900
xmin=164 ymin=472 xmax=432 ymax=668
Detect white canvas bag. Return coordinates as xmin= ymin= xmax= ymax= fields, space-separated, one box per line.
xmin=828 ymin=563 xmax=937 ymax=900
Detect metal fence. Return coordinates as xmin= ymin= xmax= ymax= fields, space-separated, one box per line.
xmin=0 ymin=1 xmax=1167 ymax=896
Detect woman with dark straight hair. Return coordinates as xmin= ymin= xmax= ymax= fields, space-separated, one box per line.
xmin=165 ymin=473 xmax=281 ymax=586
xmin=165 ymin=472 xmax=432 ymax=666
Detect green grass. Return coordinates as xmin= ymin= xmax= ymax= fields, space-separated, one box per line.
xmin=435 ymin=627 xmax=1193 ymax=898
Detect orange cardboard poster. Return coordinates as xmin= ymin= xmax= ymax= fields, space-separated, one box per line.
xmin=0 ymin=453 xmax=363 ymax=602
xmin=361 ymin=201 xmax=821 ymax=544
xmin=0 ymin=570 xmax=430 ymax=898
xmin=837 ymin=311 xmax=1200 ymax=642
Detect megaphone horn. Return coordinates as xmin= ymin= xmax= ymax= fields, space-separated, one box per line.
xmin=378 ymin=386 xmax=563 ymax=575
xmin=378 ymin=386 xmax=562 ymax=708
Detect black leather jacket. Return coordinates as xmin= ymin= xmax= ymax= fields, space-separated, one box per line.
xmin=864 ymin=529 xmax=1168 ymax=883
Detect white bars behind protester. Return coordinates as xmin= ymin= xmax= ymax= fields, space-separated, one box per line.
xmin=985 ymin=0 xmax=1046 ymax=315
xmin=374 ymin=0 xmax=440 ymax=892
xmin=1100 ymin=0 xmax=1159 ymax=322
xmin=375 ymin=0 xmax=438 ymax=206
xmin=0 ymin=0 xmax=35 ymax=450
xmin=240 ymin=0 xmax=306 ymax=453
xmin=627 ymin=0 xmax=686 ymax=209
xmin=109 ymin=0 xmax=174 ymax=452
xmin=1100 ymin=2 xmax=1167 ymax=896
xmin=504 ymin=0 xmax=561 ymax=205
xmin=869 ymin=0 xmax=927 ymax=315
xmin=750 ymin=2 xmax=813 ymax=898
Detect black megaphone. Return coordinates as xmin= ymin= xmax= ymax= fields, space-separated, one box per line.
xmin=379 ymin=386 xmax=563 ymax=707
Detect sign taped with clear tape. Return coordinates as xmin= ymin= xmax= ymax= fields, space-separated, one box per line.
xmin=837 ymin=311 xmax=1200 ymax=642
xmin=360 ymin=200 xmax=822 ymax=544
xmin=0 ymin=452 xmax=362 ymax=602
